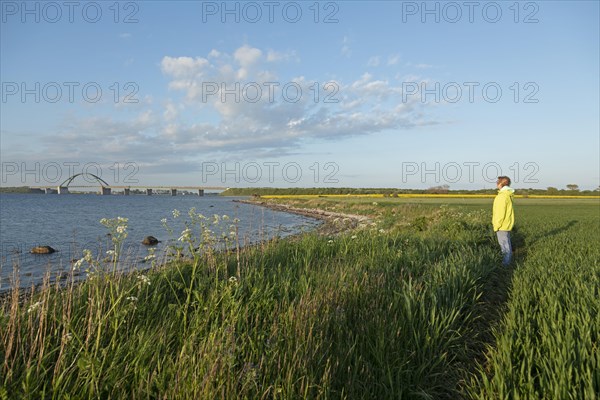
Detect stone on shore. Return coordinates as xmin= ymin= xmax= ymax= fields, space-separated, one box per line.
xmin=30 ymin=245 xmax=56 ymax=254
xmin=142 ymin=236 xmax=160 ymax=246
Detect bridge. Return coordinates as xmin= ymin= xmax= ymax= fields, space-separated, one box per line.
xmin=29 ymin=173 xmax=227 ymax=196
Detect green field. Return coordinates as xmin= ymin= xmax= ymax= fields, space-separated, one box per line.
xmin=1 ymin=198 xmax=598 ymax=399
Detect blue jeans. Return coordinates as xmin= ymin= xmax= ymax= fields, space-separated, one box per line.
xmin=496 ymin=230 xmax=512 ymax=266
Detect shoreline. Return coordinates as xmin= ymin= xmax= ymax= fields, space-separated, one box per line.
xmin=235 ymin=198 xmax=371 ymax=236
xmin=0 ymin=199 xmax=366 ymax=297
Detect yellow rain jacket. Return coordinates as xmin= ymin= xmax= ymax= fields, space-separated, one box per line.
xmin=492 ymin=186 xmax=515 ymax=231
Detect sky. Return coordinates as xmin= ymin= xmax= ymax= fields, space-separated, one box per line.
xmin=1 ymin=0 xmax=599 ymax=190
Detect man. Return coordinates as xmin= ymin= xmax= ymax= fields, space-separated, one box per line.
xmin=493 ymin=176 xmax=515 ymax=266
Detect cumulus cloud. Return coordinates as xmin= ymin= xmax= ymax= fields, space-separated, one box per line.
xmin=161 ymin=56 xmax=210 ymax=79
xmin=267 ymin=49 xmax=298 ymax=63
xmin=14 ymin=45 xmax=437 ymax=173
xmin=234 ymin=45 xmax=262 ymax=67
xmin=154 ymin=46 xmax=433 ymax=155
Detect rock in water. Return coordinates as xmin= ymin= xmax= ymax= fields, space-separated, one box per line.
xmin=142 ymin=236 xmax=160 ymax=246
xmin=31 ymin=245 xmax=56 ymax=254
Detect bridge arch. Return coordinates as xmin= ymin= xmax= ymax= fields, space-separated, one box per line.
xmin=59 ymin=173 xmax=110 ymax=187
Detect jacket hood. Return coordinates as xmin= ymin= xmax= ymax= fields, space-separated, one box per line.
xmin=499 ymin=186 xmax=515 ymax=195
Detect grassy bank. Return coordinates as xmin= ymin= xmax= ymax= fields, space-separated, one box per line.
xmin=467 ymin=201 xmax=600 ymax=399
xmin=219 ymin=187 xmax=600 ymax=197
xmin=1 ymin=198 xmax=598 ymax=398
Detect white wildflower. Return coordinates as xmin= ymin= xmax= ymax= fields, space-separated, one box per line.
xmin=116 ymin=225 xmax=126 ymax=234
xmin=379 ymin=229 xmax=386 ymax=234
xmin=137 ymin=275 xmax=151 ymax=286
xmin=27 ymin=301 xmax=43 ymax=313
xmin=178 ymin=227 xmax=192 ymax=242
xmin=372 ymin=202 xmax=378 ymax=206
xmin=351 ymin=235 xmax=357 ymax=239
xmin=83 ymin=249 xmax=93 ymax=261
xmin=228 ymin=276 xmax=238 ymax=284
xmin=73 ymin=258 xmax=85 ymax=270
xmin=144 ymin=254 xmax=156 ymax=261
xmin=106 ymin=250 xmax=115 ymax=255
xmin=126 ymin=296 xmax=138 ymax=301
xmin=172 ymin=209 xmax=180 ymax=218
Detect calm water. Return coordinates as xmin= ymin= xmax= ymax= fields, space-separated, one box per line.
xmin=0 ymin=193 xmax=320 ymax=290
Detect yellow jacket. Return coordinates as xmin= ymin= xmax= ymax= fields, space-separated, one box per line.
xmin=493 ymin=186 xmax=515 ymax=231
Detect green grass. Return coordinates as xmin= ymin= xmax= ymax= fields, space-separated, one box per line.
xmin=466 ymin=201 xmax=600 ymax=399
xmin=219 ymin=187 xmax=600 ymax=197
xmin=1 ymin=198 xmax=598 ymax=399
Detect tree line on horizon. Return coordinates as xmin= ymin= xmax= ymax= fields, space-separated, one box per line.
xmin=1 ymin=185 xmax=598 ymax=196
xmin=219 ymin=185 xmax=600 ymax=197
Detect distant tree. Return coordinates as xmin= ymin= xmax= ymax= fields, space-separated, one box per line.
xmin=547 ymin=187 xmax=559 ymax=194
xmin=566 ymin=184 xmax=579 ymax=191
xmin=427 ymin=184 xmax=450 ymax=194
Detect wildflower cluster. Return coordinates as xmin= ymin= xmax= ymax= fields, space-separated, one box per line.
xmin=73 ymin=249 xmax=94 ymax=270
xmin=100 ymin=217 xmax=129 ymax=243
xmin=144 ymin=247 xmax=156 ymax=262
xmin=100 ymin=217 xmax=129 ymax=265
xmin=27 ymin=301 xmax=43 ymax=314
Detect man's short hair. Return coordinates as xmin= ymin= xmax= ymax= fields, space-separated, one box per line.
xmin=497 ymin=176 xmax=511 ymax=187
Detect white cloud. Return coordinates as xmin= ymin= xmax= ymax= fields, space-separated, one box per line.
xmin=15 ymin=45 xmax=438 ymax=173
xmin=367 ymin=56 xmax=380 ymax=67
xmin=266 ymin=49 xmax=298 ymax=62
xmin=387 ymin=54 xmax=400 ymax=65
xmin=154 ymin=47 xmax=432 ymax=154
xmin=135 ymin=110 xmax=156 ymax=125
xmin=341 ymin=36 xmax=351 ymax=58
xmin=160 ymin=56 xmax=209 ymax=79
xmin=234 ymin=45 xmax=262 ymax=67
xmin=163 ymin=102 xmax=179 ymax=121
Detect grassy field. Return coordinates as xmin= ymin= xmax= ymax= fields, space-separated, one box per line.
xmin=1 ymin=197 xmax=598 ymax=398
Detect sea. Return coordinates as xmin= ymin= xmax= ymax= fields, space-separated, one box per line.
xmin=0 ymin=193 xmax=320 ymax=290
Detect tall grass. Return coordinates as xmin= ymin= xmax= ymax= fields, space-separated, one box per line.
xmin=1 ymin=204 xmax=501 ymax=399
xmin=2 ymin=199 xmax=598 ymax=399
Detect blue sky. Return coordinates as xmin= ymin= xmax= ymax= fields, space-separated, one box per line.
xmin=1 ymin=1 xmax=598 ymax=189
